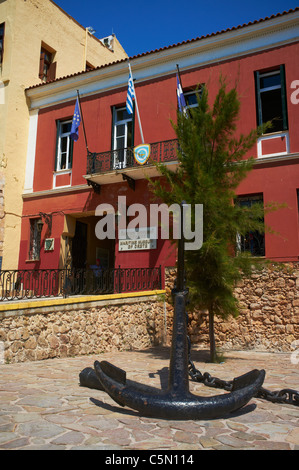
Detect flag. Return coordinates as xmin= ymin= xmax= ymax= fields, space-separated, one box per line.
xmin=176 ymin=73 xmax=187 ymax=115
xmin=70 ymin=98 xmax=81 ymax=141
xmin=126 ymin=69 xmax=135 ymax=114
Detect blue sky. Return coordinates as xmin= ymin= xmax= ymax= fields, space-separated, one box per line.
xmin=54 ymin=0 xmax=298 ymax=57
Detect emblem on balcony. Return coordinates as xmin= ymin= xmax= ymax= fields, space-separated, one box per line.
xmin=134 ymin=144 xmax=151 ymax=165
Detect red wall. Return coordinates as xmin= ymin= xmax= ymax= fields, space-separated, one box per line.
xmin=19 ymin=180 xmax=177 ymax=272
xmin=20 ymin=41 xmax=299 ymax=272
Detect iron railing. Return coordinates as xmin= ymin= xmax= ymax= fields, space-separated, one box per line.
xmin=0 ymin=266 xmax=162 ymax=302
xmin=86 ymin=139 xmax=179 ymax=174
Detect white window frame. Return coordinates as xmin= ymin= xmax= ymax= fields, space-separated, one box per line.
xmin=184 ymin=89 xmax=202 ymax=109
xmin=56 ymin=120 xmax=73 ymax=172
xmin=112 ymin=107 xmax=133 ymax=169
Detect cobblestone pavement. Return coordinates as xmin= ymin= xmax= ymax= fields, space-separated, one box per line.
xmin=0 ymin=347 xmax=298 ymax=451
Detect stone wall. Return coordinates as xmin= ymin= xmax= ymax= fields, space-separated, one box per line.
xmin=0 ymin=263 xmax=298 ymax=364
xmin=165 ymin=263 xmax=299 ymax=352
xmin=0 ymin=294 xmax=166 ymax=364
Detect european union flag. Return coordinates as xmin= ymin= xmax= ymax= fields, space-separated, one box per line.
xmin=70 ymin=98 xmax=81 ymax=141
xmin=126 ymin=70 xmax=135 ymax=114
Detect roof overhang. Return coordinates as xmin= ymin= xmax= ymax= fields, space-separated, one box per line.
xmin=26 ymin=10 xmax=299 ymax=111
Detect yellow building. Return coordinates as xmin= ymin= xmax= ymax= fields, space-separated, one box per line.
xmin=0 ymin=0 xmax=127 ymax=269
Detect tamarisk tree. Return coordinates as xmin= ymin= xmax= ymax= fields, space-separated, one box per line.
xmin=150 ymin=79 xmax=277 ymax=362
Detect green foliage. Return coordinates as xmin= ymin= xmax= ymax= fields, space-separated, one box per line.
xmin=149 ymin=79 xmax=281 ymax=347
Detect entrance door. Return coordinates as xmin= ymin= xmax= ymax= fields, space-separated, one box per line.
xmin=72 ymin=221 xmax=87 ymax=268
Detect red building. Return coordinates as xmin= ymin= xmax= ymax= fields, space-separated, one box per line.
xmin=19 ymin=9 xmax=299 ymax=294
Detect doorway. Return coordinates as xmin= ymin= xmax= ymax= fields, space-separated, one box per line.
xmin=71 ymin=221 xmax=87 ymax=268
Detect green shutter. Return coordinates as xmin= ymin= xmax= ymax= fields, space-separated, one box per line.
xmin=254 ymin=71 xmax=263 ymax=127
xmin=132 ymin=102 xmax=135 ymax=147
xmin=111 ymin=106 xmax=116 ymax=151
xmin=69 ymin=135 xmax=74 ymax=168
xmin=280 ymin=65 xmax=288 ymax=130
xmin=55 ymin=120 xmax=60 ymax=171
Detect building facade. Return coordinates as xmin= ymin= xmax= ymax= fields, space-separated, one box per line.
xmin=0 ymin=0 xmax=127 ymax=270
xmin=19 ymin=9 xmax=299 ymax=292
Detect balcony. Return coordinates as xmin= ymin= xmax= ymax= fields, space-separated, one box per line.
xmin=84 ymin=139 xmax=179 ymax=189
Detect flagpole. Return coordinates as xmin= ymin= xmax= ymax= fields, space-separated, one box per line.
xmin=76 ymin=90 xmax=89 ymax=152
xmin=176 ymin=64 xmax=184 ymax=91
xmin=128 ymin=62 xmax=145 ymax=144
xmin=176 ymin=64 xmax=188 ymax=117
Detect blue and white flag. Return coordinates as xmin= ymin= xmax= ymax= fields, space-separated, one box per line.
xmin=176 ymin=73 xmax=187 ymax=115
xmin=70 ymin=98 xmax=81 ymax=141
xmin=126 ymin=70 xmax=135 ymax=114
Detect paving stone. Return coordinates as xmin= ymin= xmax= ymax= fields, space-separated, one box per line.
xmin=0 ymin=437 xmax=30 ymax=449
xmin=0 ymin=348 xmax=297 ymax=450
xmin=50 ymin=431 xmax=86 ymax=446
xmin=215 ymin=434 xmax=252 ymax=448
xmin=16 ymin=395 xmax=63 ymax=408
xmin=232 ymin=431 xmax=267 ymax=441
xmin=198 ymin=436 xmax=221 ymax=448
xmin=0 ymin=432 xmax=18 ymax=445
xmin=173 ymin=430 xmax=200 ymax=444
xmin=17 ymin=421 xmax=65 ymax=439
xmin=285 ymin=428 xmax=299 ymax=445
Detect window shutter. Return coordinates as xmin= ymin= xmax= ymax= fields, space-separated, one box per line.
xmin=132 ymin=102 xmax=135 ymax=147
xmin=48 ymin=61 xmax=57 ymax=82
xmin=111 ymin=106 xmax=116 ymax=152
xmin=254 ymin=71 xmax=263 ymax=127
xmin=55 ymin=120 xmax=60 ymax=171
xmin=280 ymin=65 xmax=288 ymax=130
xmin=69 ymin=136 xmax=74 ymax=168
xmin=39 ymin=52 xmax=45 ymax=79
xmin=0 ymin=23 xmax=5 ymax=65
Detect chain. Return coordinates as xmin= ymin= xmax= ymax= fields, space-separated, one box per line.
xmin=182 ymin=285 xmax=299 ymax=407
xmin=188 ymin=359 xmax=233 ymax=391
xmin=188 ymin=357 xmax=299 ymax=406
xmin=187 ymin=335 xmax=299 ymax=406
xmin=255 ymin=386 xmax=299 ymax=405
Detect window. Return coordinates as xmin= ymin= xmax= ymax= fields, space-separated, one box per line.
xmin=39 ymin=46 xmax=56 ymax=82
xmin=184 ymin=88 xmax=202 ymax=109
xmin=112 ymin=107 xmax=134 ymax=169
xmin=55 ymin=120 xmax=73 ymax=171
xmin=0 ymin=23 xmax=4 ymax=65
xmin=29 ymin=219 xmax=42 ymax=260
xmin=255 ymin=66 xmax=288 ymax=134
xmin=236 ymin=195 xmax=265 ymax=256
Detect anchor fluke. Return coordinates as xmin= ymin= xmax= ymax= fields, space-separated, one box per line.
xmin=100 ymin=361 xmax=126 ymax=385
xmin=94 ymin=358 xmax=265 ymax=420
xmin=93 ymin=289 xmax=265 ymax=420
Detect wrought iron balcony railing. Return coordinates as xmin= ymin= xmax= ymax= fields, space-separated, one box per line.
xmin=0 ymin=266 xmax=162 ymax=302
xmin=86 ymin=139 xmax=178 ymax=175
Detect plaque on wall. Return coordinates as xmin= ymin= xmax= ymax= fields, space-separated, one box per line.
xmin=118 ymin=227 xmax=157 ymax=251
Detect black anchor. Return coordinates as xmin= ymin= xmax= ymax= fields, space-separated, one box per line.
xmin=80 ymin=203 xmax=265 ymax=419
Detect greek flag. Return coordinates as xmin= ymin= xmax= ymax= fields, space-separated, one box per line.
xmin=176 ymin=73 xmax=187 ymax=115
xmin=70 ymin=98 xmax=81 ymax=141
xmin=126 ymin=70 xmax=135 ymax=114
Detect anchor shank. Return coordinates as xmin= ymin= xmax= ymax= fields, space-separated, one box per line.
xmin=168 ymin=292 xmax=190 ymax=394
xmin=168 ymin=213 xmax=189 ymax=394
xmin=176 ymin=206 xmax=185 ymax=292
